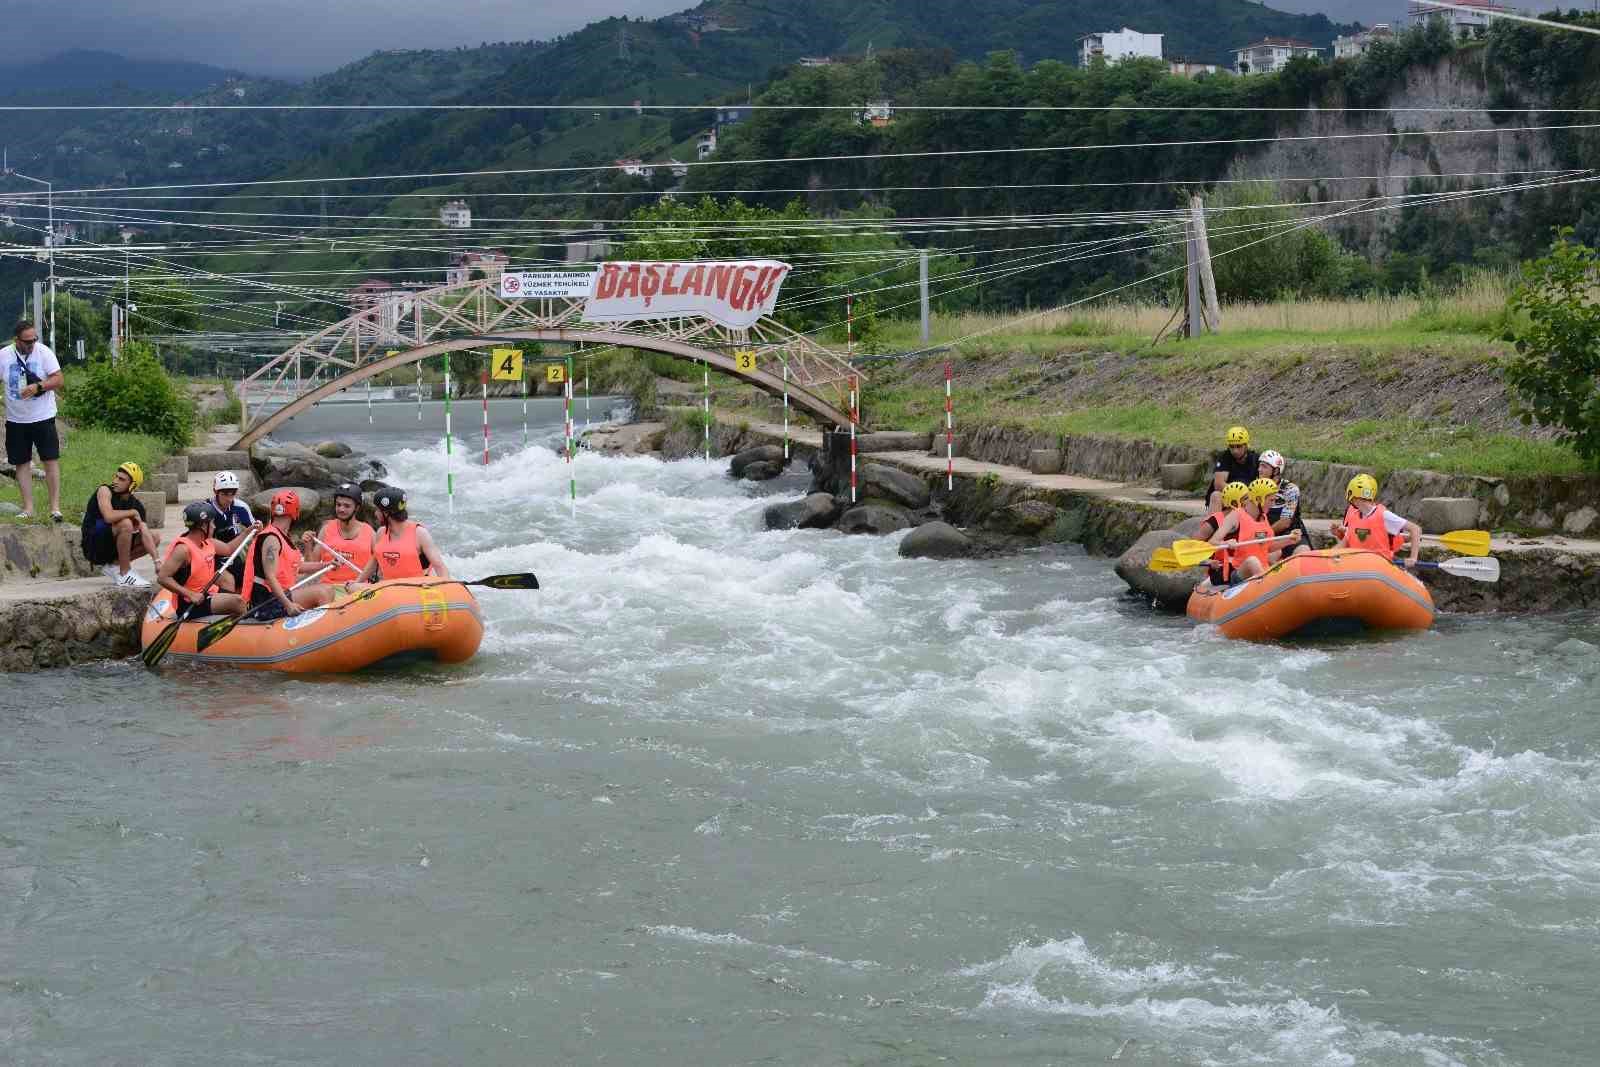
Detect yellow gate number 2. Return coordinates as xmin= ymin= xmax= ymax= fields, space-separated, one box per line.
xmin=491 ymin=348 xmax=523 ymax=381
xmin=734 ymin=349 xmax=757 ymax=373
xmin=546 ymin=363 xmax=567 ymax=384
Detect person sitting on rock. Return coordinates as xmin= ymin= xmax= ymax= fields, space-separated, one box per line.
xmin=1208 ymin=477 xmax=1301 ymax=582
xmin=361 ymin=487 xmax=451 ymax=581
xmin=1259 ymin=450 xmax=1310 ymax=558
xmin=1330 ymin=474 xmax=1421 ymax=569
xmin=301 ymin=482 xmax=373 ymax=585
xmin=80 ymin=461 xmax=158 ymax=587
xmin=241 ymin=490 xmax=340 ymax=620
xmin=1206 ymin=426 xmax=1259 ymax=513
xmin=1197 ymin=480 xmax=1249 ymax=586
xmin=156 ymin=501 xmax=257 ymax=617
xmin=205 ymin=470 xmax=254 ymax=592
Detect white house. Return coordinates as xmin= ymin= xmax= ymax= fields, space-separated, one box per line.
xmin=1169 ymin=60 xmax=1220 ymax=78
xmin=859 ymin=101 xmax=896 ymax=127
xmin=1334 ymin=24 xmax=1395 ymax=59
xmin=696 ymin=130 xmax=717 ymax=160
xmin=439 ymin=200 xmax=472 ymax=229
xmin=1232 ymin=37 xmax=1321 ymax=75
xmin=668 ymin=159 xmax=690 ymax=179
xmin=616 ymin=158 xmax=654 ymax=178
xmin=1078 ymin=28 xmax=1164 ymax=68
xmin=1408 ymin=0 xmax=1513 ymax=37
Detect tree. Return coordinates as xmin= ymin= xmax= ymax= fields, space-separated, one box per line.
xmin=1504 ymin=229 xmax=1600 ymax=466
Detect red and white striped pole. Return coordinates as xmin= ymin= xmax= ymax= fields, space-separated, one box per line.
xmin=944 ymin=360 xmax=954 ymax=491
xmin=480 ymin=370 xmax=490 ymax=465
xmin=849 ymin=374 xmax=859 ymax=504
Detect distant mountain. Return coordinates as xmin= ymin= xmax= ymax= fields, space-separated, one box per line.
xmin=0 ymin=50 xmax=247 ymax=97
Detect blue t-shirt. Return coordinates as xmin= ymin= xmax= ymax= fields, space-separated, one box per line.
xmin=206 ymin=497 xmax=255 ymax=540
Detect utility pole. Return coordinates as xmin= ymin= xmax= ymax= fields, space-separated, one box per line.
xmin=1185 ymin=222 xmax=1203 ymax=340
xmin=919 ymin=251 xmax=930 ymax=344
xmin=5 ymin=169 xmax=54 ymax=349
xmin=1189 ymin=194 xmax=1222 ymax=333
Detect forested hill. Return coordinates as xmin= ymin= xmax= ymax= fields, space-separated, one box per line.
xmin=0 ymin=50 xmax=245 ymax=96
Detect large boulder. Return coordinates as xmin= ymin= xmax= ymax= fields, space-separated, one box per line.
xmin=252 ymin=442 xmax=384 ymax=492
xmin=1114 ymin=517 xmax=1209 ymax=610
xmin=730 ymin=445 xmax=786 ymax=479
xmin=741 ymin=461 xmax=784 ymax=482
xmin=1413 ymin=497 xmax=1481 ymax=534
xmin=837 ymin=504 xmax=913 ymax=536
xmin=313 ymin=440 xmax=354 ymax=459
xmin=859 ymin=463 xmax=931 ymax=510
xmin=899 ymin=521 xmax=974 ymax=560
xmin=985 ymin=499 xmax=1059 ymax=536
xmin=764 ymin=493 xmax=840 ymax=531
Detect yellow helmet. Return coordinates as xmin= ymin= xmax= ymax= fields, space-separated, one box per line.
xmin=116 ymin=461 xmax=144 ymax=489
xmin=1248 ymin=477 xmax=1279 ymax=503
xmin=1221 ymin=481 xmax=1250 ymax=508
xmin=1346 ymin=474 xmax=1379 ymax=503
xmin=1225 ymin=426 xmax=1250 ymax=447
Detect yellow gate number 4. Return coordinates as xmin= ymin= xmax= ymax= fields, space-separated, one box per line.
xmin=734 ymin=349 xmax=757 ymax=373
xmin=491 ymin=349 xmax=523 ymax=381
xmin=546 ymin=363 xmax=567 ymax=384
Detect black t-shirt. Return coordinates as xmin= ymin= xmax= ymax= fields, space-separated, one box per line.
xmin=1212 ymin=449 xmax=1260 ymax=488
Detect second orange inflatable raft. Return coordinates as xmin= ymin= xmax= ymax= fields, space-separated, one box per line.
xmin=140 ymin=578 xmax=484 ymax=672
xmin=1186 ymin=548 xmax=1434 ymax=641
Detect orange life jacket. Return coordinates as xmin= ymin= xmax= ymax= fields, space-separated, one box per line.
xmin=1230 ymin=508 xmax=1274 ymax=572
xmin=242 ymin=524 xmax=302 ymax=595
xmin=1203 ymin=510 xmax=1231 ymax=578
xmin=1342 ymin=503 xmax=1395 ymax=561
xmin=318 ymin=518 xmax=373 ymax=584
xmin=162 ymin=532 xmax=217 ymax=595
xmin=374 ymin=520 xmax=428 ymax=580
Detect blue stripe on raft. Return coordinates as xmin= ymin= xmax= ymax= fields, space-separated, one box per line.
xmin=1209 ymin=569 xmax=1434 ymax=629
xmin=162 ymin=599 xmax=481 ymax=667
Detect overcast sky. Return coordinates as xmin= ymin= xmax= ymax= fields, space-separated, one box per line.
xmin=20 ymin=0 xmax=1423 ymax=77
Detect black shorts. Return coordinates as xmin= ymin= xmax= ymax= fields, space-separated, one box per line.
xmin=249 ymin=586 xmax=289 ymax=621
xmin=6 ymin=418 xmax=59 ymax=465
xmin=86 ymin=524 xmax=117 ymax=565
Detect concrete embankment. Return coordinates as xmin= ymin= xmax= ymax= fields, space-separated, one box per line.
xmin=657 ymin=415 xmax=1600 ymax=617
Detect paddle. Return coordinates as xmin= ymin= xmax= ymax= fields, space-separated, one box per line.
xmin=310 ymin=533 xmax=364 ymax=579
xmin=142 ymin=527 xmax=260 ymax=669
xmin=1169 ymin=534 xmax=1300 ymax=568
xmin=1433 ymin=529 xmax=1492 ymax=557
xmin=1408 ymin=556 xmax=1501 ymax=583
xmin=194 ymin=564 xmax=336 ymax=654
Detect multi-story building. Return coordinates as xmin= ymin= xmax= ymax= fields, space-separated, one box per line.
xmin=1078 ymin=28 xmax=1164 ymax=67
xmin=1232 ymin=37 xmax=1322 ymax=75
xmin=1334 ymin=24 xmax=1396 ymax=59
xmin=438 ymin=200 xmax=472 ymax=229
xmin=1408 ymin=0 xmax=1514 ymax=37
xmin=696 ymin=130 xmax=718 ymax=160
xmin=859 ymin=101 xmax=896 ymax=127
xmin=616 ymin=158 xmax=654 ymax=178
xmin=1168 ymin=60 xmax=1221 ymax=78
xmin=445 ymin=251 xmax=509 ymax=287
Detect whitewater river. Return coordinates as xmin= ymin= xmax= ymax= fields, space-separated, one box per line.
xmin=4 ymin=401 xmax=1598 ymax=1065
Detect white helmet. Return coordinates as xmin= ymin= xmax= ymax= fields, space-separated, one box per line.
xmin=213 ymin=470 xmax=241 ymax=492
xmin=1259 ymin=450 xmax=1286 ymax=475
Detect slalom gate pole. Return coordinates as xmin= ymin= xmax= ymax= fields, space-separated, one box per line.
xmin=702 ymin=358 xmax=710 ymax=462
xmin=584 ymin=354 xmax=591 ymax=430
xmin=481 ymin=369 xmax=490 ymax=466
xmin=366 ymin=378 xmax=373 ymax=425
xmin=444 ymin=357 xmax=454 ymax=516
xmin=565 ymin=354 xmax=575 ymax=517
xmin=782 ymin=356 xmax=790 ymax=462
xmin=945 ymin=361 xmax=954 ymax=491
xmin=417 ymin=361 xmax=423 ymax=421
xmin=849 ymin=374 xmax=858 ymax=504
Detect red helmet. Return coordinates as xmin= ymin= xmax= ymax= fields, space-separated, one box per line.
xmin=270 ymin=489 xmax=301 ymax=519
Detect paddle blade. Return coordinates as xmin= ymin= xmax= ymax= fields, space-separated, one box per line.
xmin=1438 ymin=529 xmax=1491 ymax=557
xmin=194 ymin=615 xmax=242 ymax=654
xmin=1170 ymin=539 xmax=1222 ymax=568
xmin=141 ymin=620 xmax=184 ymax=669
xmin=471 ymin=572 xmax=540 ymax=591
xmin=1437 ymin=555 xmax=1501 ymax=582
xmin=1148 ymin=557 xmax=1188 ymax=573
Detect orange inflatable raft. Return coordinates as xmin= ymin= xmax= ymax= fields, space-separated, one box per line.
xmin=140 ymin=578 xmax=484 ymax=672
xmin=1186 ymin=548 xmax=1434 ymax=641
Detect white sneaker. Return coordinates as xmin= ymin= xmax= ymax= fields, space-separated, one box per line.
xmin=101 ymin=565 xmax=120 ymax=580
xmin=116 ymin=571 xmax=151 ymax=589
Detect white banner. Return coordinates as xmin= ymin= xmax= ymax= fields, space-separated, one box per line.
xmin=499 ymin=270 xmax=596 ymax=300
xmin=582 ymin=260 xmax=792 ymax=329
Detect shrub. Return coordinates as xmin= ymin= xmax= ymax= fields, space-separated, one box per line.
xmin=64 ymin=344 xmax=195 ymax=448
xmin=1504 ymin=229 xmax=1600 ymax=467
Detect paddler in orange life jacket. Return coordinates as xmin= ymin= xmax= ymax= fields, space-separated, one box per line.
xmin=1329 ymin=474 xmax=1422 ymax=568
xmin=1208 ymin=477 xmax=1302 ymax=581
xmin=300 ymin=482 xmax=373 ymax=585
xmin=155 ymin=501 xmax=258 ymax=617
xmin=1198 ymin=480 xmax=1249 ymax=586
xmin=361 ymin=487 xmax=451 ymax=581
xmin=242 ymin=489 xmax=341 ymax=620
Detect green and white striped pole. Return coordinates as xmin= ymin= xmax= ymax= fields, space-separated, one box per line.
xmin=702 ymin=357 xmax=710 ymax=462
xmin=565 ymin=354 xmax=576 ymax=516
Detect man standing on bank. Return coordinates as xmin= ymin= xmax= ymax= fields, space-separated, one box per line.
xmin=1 ymin=320 xmax=65 ymax=520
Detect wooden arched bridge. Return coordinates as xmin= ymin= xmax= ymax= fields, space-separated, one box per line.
xmin=231 ymin=276 xmax=862 ymax=449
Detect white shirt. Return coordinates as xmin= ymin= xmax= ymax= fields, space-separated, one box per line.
xmin=1 ymin=342 xmax=61 ymax=423
xmin=1351 ymin=502 xmax=1410 ymax=536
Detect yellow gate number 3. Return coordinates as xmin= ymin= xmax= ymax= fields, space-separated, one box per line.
xmin=734 ymin=349 xmax=757 ymax=373
xmin=491 ymin=349 xmax=523 ymax=381
xmin=546 ymin=364 xmax=567 ymax=384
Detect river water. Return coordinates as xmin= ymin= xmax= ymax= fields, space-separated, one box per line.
xmin=4 ymin=401 xmax=1598 ymax=1065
